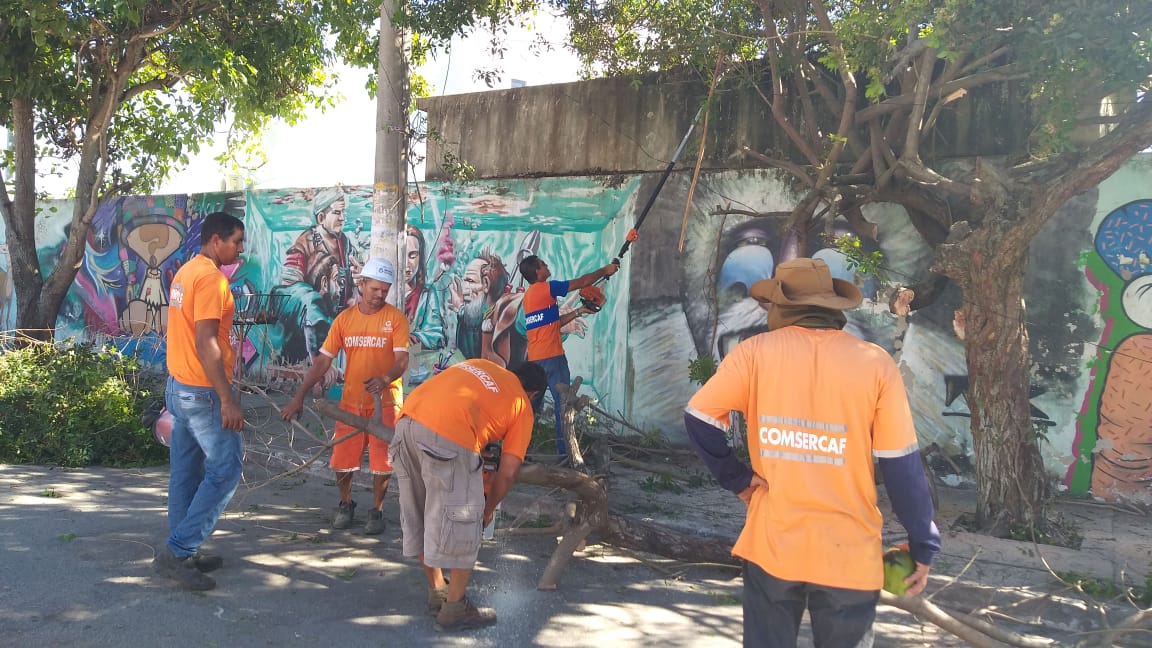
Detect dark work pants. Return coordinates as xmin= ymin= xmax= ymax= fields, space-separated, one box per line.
xmin=531 ymin=355 xmax=571 ymax=457
xmin=743 ymin=561 xmax=879 ymax=648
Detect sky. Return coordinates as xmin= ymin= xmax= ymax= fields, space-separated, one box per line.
xmin=3 ymin=11 xmax=584 ymax=198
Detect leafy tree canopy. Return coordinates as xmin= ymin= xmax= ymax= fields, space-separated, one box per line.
xmin=0 ymin=0 xmax=381 ymax=194
xmin=549 ymin=0 xmax=1150 ymax=156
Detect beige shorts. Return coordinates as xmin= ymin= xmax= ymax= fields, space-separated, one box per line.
xmin=389 ymin=417 xmax=485 ymax=569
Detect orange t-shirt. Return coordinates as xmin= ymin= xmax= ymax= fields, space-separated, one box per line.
xmin=320 ymin=303 xmax=410 ymax=419
xmin=686 ymin=327 xmax=919 ymax=591
xmin=522 ymin=280 xmax=568 ymax=360
xmin=166 ymin=254 xmax=236 ymax=387
xmin=400 ymin=359 xmax=535 ymax=460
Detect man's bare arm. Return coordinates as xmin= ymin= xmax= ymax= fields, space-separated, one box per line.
xmin=280 ymin=352 xmax=336 ymax=420
xmin=364 ymin=350 xmax=410 ymax=395
xmin=194 ymin=319 xmax=244 ymax=431
xmin=567 ymin=261 xmax=619 ymax=291
xmin=482 ymin=454 xmax=523 ymax=526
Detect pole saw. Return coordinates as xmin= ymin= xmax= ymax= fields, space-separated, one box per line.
xmin=579 ymin=102 xmax=708 ymax=313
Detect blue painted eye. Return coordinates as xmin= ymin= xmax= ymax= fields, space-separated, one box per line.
xmin=718 ymin=245 xmax=775 ymax=296
xmin=814 ymin=247 xmax=876 ymax=298
xmin=813 ymin=248 xmax=853 ymax=280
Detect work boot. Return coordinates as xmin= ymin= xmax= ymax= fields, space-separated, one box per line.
xmin=190 ymin=551 xmax=224 ymax=573
xmin=152 ymin=546 xmax=216 ymax=591
xmin=427 ymin=586 xmax=448 ymax=615
xmin=333 ymin=499 xmax=357 ymax=529
xmin=364 ymin=509 xmax=385 ymax=535
xmin=435 ymin=596 xmax=497 ymax=631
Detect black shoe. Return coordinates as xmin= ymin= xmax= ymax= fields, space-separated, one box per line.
xmin=152 ymin=546 xmax=216 ymax=591
xmin=364 ymin=509 xmax=385 ymax=535
xmin=190 ymin=551 xmax=223 ymax=573
xmin=333 ymin=499 xmax=357 ymax=529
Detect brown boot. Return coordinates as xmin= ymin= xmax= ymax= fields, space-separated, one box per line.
xmin=435 ymin=595 xmax=497 ymax=631
xmin=152 ymin=546 xmax=216 ymax=591
xmin=427 ymin=586 xmax=448 ymax=615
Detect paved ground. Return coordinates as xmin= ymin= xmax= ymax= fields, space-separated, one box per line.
xmin=0 ymin=464 xmax=750 ymax=648
xmin=2 ymin=398 xmax=1151 ymax=647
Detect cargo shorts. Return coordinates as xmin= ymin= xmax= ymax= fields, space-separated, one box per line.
xmin=389 ymin=416 xmax=485 ymax=569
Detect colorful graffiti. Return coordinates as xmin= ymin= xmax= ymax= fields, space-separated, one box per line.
xmin=1071 ymin=199 xmax=1152 ymax=504
xmin=403 ymin=178 xmax=637 ymax=399
xmin=18 ymin=177 xmax=636 ymax=407
xmin=12 ymin=158 xmax=1152 ymax=502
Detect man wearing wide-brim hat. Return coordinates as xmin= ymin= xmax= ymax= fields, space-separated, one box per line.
xmin=683 ymin=258 xmax=941 ymax=648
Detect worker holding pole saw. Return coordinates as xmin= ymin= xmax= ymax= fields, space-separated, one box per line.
xmin=517 ymin=103 xmax=708 ymax=462
xmin=517 ymin=254 xmax=619 ymax=461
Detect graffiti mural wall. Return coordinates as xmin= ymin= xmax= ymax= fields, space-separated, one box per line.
xmin=21 ymin=177 xmax=637 ymax=404
xmin=10 ymin=154 xmax=1151 ymax=503
xmin=1068 ymin=156 xmax=1152 ymax=505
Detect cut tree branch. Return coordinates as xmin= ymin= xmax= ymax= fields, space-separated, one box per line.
xmin=740 ymin=146 xmax=816 ymax=186
xmin=810 ymin=0 xmax=858 ymax=186
xmin=1008 ymin=96 xmax=1152 ymax=249
xmin=119 ymin=73 xmax=184 ymax=104
xmin=902 ymin=47 xmax=936 ymax=163
xmin=753 ymin=0 xmax=823 ymax=167
xmin=857 ymin=65 xmax=1028 ymax=123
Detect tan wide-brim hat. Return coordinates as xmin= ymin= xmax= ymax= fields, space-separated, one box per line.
xmin=749 ymin=258 xmax=863 ymax=310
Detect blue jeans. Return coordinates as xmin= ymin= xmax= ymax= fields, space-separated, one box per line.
xmin=531 ymin=355 xmax=571 ymax=457
xmin=742 ymin=561 xmax=878 ymax=648
xmin=165 ymin=376 xmax=243 ymax=558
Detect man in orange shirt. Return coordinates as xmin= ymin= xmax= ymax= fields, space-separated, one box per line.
xmin=153 ymin=212 xmax=246 ymax=591
xmin=390 ymin=359 xmax=546 ymax=631
xmin=685 ymin=258 xmax=940 ymax=647
xmin=280 ymin=258 xmax=409 ymax=534
xmin=517 ymin=254 xmax=618 ymax=459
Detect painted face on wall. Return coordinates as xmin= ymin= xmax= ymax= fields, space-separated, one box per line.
xmin=318 ymin=199 xmax=346 ymax=235
xmin=461 ymin=257 xmax=487 ymax=304
xmin=405 ymin=233 xmax=420 ymax=286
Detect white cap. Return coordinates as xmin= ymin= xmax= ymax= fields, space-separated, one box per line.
xmin=354 ymin=258 xmax=395 ymax=284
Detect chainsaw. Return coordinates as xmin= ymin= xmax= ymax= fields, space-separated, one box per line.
xmin=579 ymin=285 xmax=608 ymax=313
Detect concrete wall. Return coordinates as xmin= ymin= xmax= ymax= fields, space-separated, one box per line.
xmin=8 ymin=155 xmax=1152 ymax=505
xmin=418 ymin=74 xmax=1029 ymax=179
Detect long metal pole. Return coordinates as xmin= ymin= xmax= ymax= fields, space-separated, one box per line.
xmin=614 ymin=103 xmax=706 ymax=261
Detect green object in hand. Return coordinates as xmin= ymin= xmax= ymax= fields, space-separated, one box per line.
xmin=882 ymin=547 xmax=915 ymax=595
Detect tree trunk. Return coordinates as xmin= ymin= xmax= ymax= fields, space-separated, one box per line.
xmin=958 ymin=246 xmax=1048 ymax=533
xmin=3 ymin=98 xmax=50 ymax=342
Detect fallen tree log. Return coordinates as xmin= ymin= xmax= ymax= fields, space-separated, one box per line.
xmin=602 ymin=513 xmax=738 ymax=567
xmin=305 ymin=395 xmax=1064 ymax=647
xmin=514 ymin=462 xmax=738 ymax=580
xmin=312 ymin=397 xmax=394 ymax=442
xmin=310 ymin=400 xmax=735 ymax=583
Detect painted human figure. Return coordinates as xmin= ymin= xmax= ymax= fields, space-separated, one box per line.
xmin=275 ymin=188 xmax=364 ymax=364
xmin=403 ymin=224 xmax=446 ymax=384
xmin=449 ymin=249 xmax=508 ymax=361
